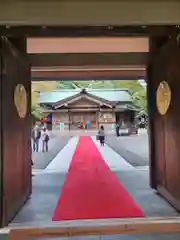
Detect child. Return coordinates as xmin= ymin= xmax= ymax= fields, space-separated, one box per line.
xmin=98 ymin=125 xmax=105 ymax=146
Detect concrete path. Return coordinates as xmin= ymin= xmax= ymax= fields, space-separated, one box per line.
xmin=44 ymin=137 xmax=78 ymax=173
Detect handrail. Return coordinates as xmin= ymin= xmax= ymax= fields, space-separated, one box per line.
xmin=1 ymin=217 xmax=180 ymax=239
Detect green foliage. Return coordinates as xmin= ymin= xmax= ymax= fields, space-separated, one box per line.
xmin=132 ymin=88 xmax=147 ymax=112
xmin=90 ymin=81 xmax=114 ymax=89
xmin=31 ymin=104 xmax=42 ymax=120
xmin=57 ymin=81 xmax=77 ymax=89
xmin=111 ymin=80 xmax=147 ymax=112
xmin=111 ymin=80 xmax=143 ymax=93
xmin=57 ymin=80 xmax=143 ymax=90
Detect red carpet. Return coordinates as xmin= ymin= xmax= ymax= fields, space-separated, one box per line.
xmin=52 ymin=136 xmax=144 ymax=220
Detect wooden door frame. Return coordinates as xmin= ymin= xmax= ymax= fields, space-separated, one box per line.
xmin=0 ymin=37 xmax=4 ymax=227
xmin=0 ymin=37 xmax=32 ymax=227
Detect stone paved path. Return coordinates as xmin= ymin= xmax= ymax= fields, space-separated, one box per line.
xmin=13 ymin=136 xmax=178 ymax=224
xmin=106 ymin=135 xmax=149 ymax=167
xmin=11 ymin=135 xmax=180 ymax=240
xmin=32 ymin=131 xmax=70 ymax=169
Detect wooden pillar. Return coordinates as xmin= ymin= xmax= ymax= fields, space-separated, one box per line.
xmin=0 ymin=37 xmax=3 ymax=227
xmin=148 ymin=35 xmax=180 ymax=209
xmin=98 ymin=107 xmax=101 ymax=129
xmin=8 ymin=37 xmax=27 ymax=56
xmin=0 ymin=37 xmax=31 ymax=226
xmin=147 ymin=36 xmax=169 ymax=189
xmin=96 ymin=111 xmax=98 ymax=129
xmin=68 ymin=110 xmax=70 ymax=131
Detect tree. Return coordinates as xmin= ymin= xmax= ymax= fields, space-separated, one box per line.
xmin=111 ymin=80 xmax=144 ymax=94
xmin=132 ymin=87 xmax=147 ymax=112
xmin=31 ymin=104 xmax=41 ymax=120
xmin=111 ymin=80 xmax=147 ymax=111
xmin=57 ymin=81 xmax=79 ymax=89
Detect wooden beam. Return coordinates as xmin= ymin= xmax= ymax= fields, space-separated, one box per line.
xmin=31 ymin=68 xmax=146 ymax=81
xmin=27 ymin=37 xmax=148 ymax=53
xmin=68 ymin=108 xmax=99 ymax=112
xmin=69 ymin=105 xmax=99 ymax=108
xmin=1 ymin=1 xmax=180 ymax=27
xmin=6 ymin=217 xmax=180 ymax=239
xmin=54 ymin=94 xmax=113 ymax=109
xmin=29 ymin=53 xmax=148 ymax=67
xmin=0 ymin=25 xmax=180 ymax=37
xmin=38 ymin=108 xmax=132 ymax=113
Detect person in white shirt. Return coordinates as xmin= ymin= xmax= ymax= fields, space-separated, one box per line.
xmin=31 ymin=125 xmax=41 ymax=152
xmin=41 ymin=127 xmax=49 ymax=152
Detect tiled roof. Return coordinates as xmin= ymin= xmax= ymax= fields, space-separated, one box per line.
xmin=38 ymin=88 xmax=133 ymax=104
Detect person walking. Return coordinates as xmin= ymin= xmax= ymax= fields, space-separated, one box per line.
xmin=116 ymin=122 xmax=120 ymax=137
xmin=86 ymin=119 xmax=91 ymax=129
xmin=31 ymin=125 xmax=41 ymax=152
xmin=41 ymin=127 xmax=49 ymax=152
xmin=98 ymin=125 xmax=105 ymax=146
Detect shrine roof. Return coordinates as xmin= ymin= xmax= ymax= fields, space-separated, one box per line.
xmin=38 ymin=88 xmax=133 ymax=104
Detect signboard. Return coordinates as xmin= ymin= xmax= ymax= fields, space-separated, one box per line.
xmin=53 ymin=120 xmax=60 ymax=125
xmin=41 ymin=113 xmax=52 ymax=123
xmin=99 ymin=112 xmax=114 ymax=123
xmin=103 ymin=113 xmax=112 ymax=119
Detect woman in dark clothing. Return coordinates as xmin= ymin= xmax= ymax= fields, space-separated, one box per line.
xmin=116 ymin=123 xmax=120 ymax=137
xmin=98 ymin=125 xmax=105 ymax=146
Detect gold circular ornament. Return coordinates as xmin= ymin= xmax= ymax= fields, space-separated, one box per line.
xmin=14 ymin=84 xmax=27 ymax=118
xmin=156 ymin=81 xmax=171 ymax=115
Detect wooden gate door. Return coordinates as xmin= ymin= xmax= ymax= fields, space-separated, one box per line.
xmin=150 ymin=36 xmax=180 ymax=210
xmin=0 ymin=37 xmax=31 ymax=226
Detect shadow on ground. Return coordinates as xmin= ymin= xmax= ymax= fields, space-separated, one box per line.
xmin=107 ymin=135 xmax=149 ymax=167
